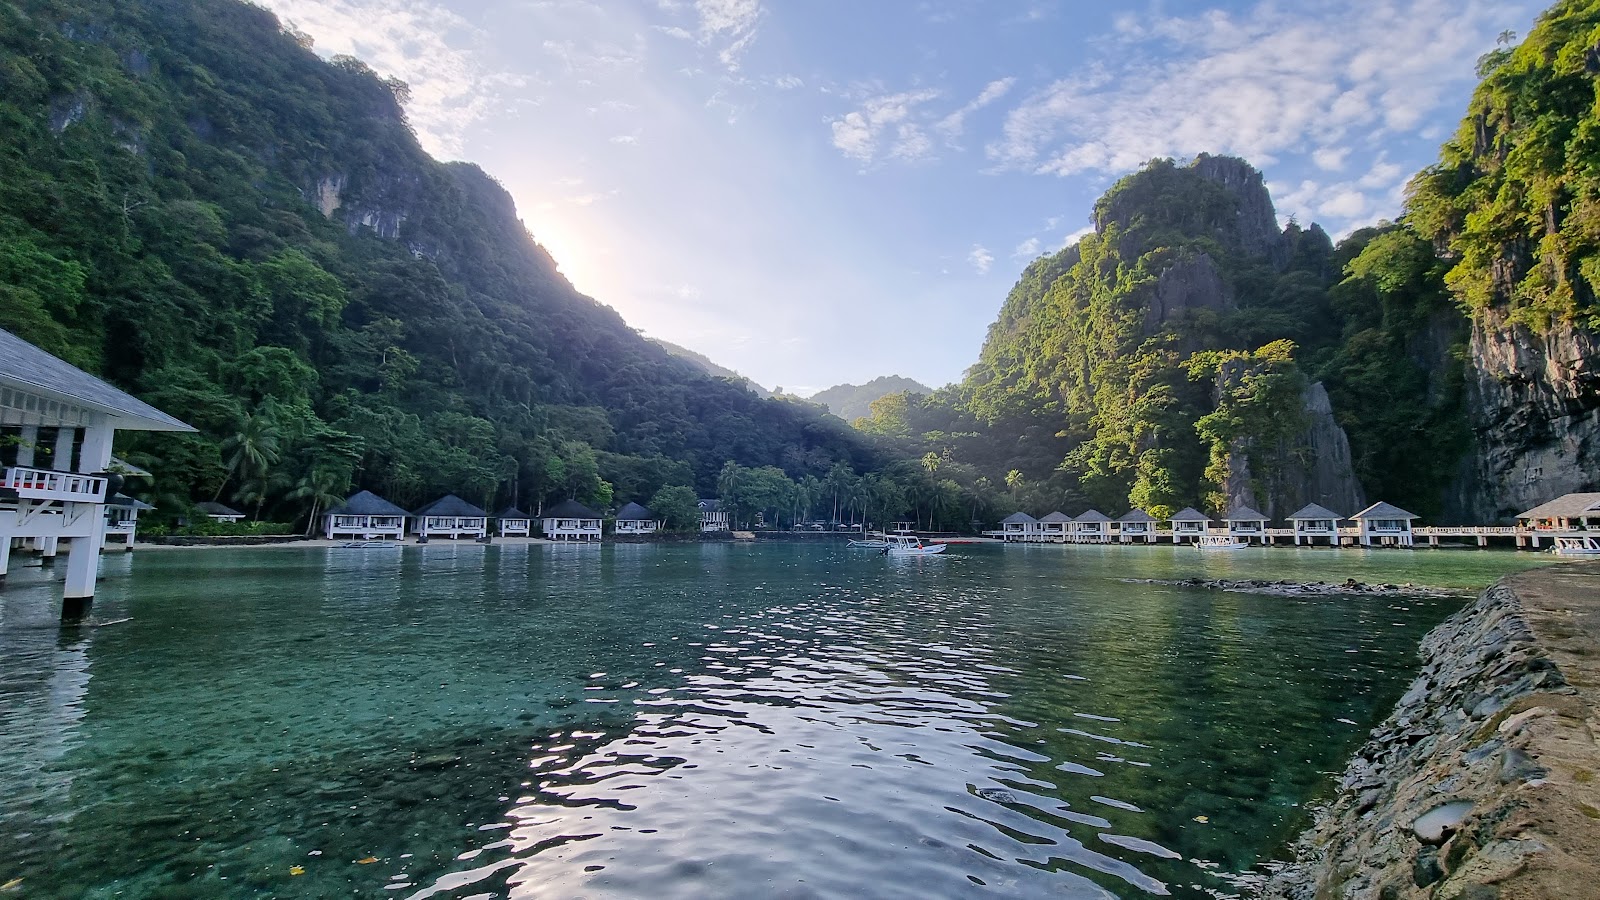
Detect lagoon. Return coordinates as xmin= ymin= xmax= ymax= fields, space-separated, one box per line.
xmin=0 ymin=543 xmax=1555 ymax=898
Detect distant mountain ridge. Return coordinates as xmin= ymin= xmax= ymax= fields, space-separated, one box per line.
xmin=649 ymin=339 xmax=772 ymax=397
xmin=809 ymin=377 xmax=933 ymax=422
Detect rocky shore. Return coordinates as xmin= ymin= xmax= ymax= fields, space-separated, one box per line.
xmin=1125 ymin=577 xmax=1468 ymax=599
xmin=1261 ymin=562 xmax=1600 ymax=899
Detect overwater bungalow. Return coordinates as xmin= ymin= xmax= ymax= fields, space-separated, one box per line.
xmin=1288 ymin=503 xmax=1342 ymax=546
xmin=543 ymin=499 xmax=603 ymax=542
xmin=196 ymin=501 xmax=245 ymax=523
xmin=411 ymin=495 xmax=488 ymax=540
xmin=324 ymin=490 xmax=409 ymax=541
xmin=496 ymin=506 xmax=532 ymax=537
xmin=1000 ymin=511 xmax=1039 ymax=542
xmin=614 ymin=501 xmax=662 ymax=535
xmin=1352 ymin=501 xmax=1419 ymax=547
xmin=1224 ymin=506 xmax=1269 ymax=545
xmin=1116 ymin=509 xmax=1157 ymax=543
xmin=1072 ymin=509 xmax=1113 ymax=543
xmin=104 ymin=494 xmax=154 ymax=550
xmin=1038 ymin=511 xmax=1071 ymax=543
xmin=1169 ymin=507 xmax=1211 ymax=544
xmin=1516 ymin=493 xmax=1600 ymax=532
xmin=0 ymin=326 xmax=195 ymax=613
xmin=698 ymin=499 xmax=729 ymax=532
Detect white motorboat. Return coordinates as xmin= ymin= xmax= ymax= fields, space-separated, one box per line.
xmin=1196 ymin=535 xmax=1248 ymax=551
xmin=338 ymin=540 xmax=398 ymax=549
xmin=1552 ymin=535 xmax=1600 ymax=556
xmin=883 ymin=535 xmax=947 ymax=555
xmin=848 ymin=532 xmax=892 ymax=549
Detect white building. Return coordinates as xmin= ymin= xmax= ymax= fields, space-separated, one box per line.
xmin=543 ymin=499 xmax=603 ymax=542
xmin=615 ymin=501 xmax=662 ymax=535
xmin=322 ymin=490 xmax=408 ymax=541
xmin=411 ymin=494 xmax=488 ymax=540
xmin=496 ymin=506 xmax=531 ymax=537
xmin=104 ymin=494 xmax=154 ymax=550
xmin=1287 ymin=503 xmax=1342 ymax=546
xmin=1169 ymin=507 xmax=1211 ymax=544
xmin=698 ymin=499 xmax=729 ymax=533
xmin=1 ymin=327 xmax=195 ymax=615
xmin=1072 ymin=509 xmax=1112 ymax=543
xmin=195 ymin=501 xmax=244 ymax=523
xmin=1038 ymin=511 xmax=1071 ymax=543
xmin=999 ymin=511 xmax=1038 ymax=542
xmin=1116 ymin=509 xmax=1157 ymax=543
xmin=1516 ymin=493 xmax=1600 ymax=532
xmin=1352 ymin=501 xmax=1419 ymax=547
xmin=1223 ymin=506 xmax=1269 ymax=545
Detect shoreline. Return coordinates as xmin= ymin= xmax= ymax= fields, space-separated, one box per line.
xmin=1261 ymin=561 xmax=1600 ymax=898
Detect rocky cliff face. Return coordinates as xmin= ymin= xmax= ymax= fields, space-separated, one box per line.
xmin=1221 ymin=382 xmax=1367 ymax=519
xmin=1451 ymin=313 xmax=1600 ymax=522
xmin=1191 ymin=153 xmax=1286 ymax=264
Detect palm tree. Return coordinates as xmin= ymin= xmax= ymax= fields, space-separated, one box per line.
xmin=287 ymin=467 xmax=352 ymax=536
xmin=213 ymin=411 xmax=283 ymax=502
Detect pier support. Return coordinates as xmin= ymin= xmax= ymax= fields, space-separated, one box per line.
xmin=38 ymin=536 xmax=59 ymax=562
xmin=62 ymin=532 xmax=102 ymax=620
xmin=0 ymin=537 xmax=9 ymax=585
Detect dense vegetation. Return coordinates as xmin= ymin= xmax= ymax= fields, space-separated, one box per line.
xmin=808 ymin=376 xmax=933 ymax=424
xmin=0 ymin=0 xmax=915 ymax=527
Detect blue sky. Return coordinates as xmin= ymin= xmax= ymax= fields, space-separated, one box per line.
xmin=258 ymin=0 xmax=1542 ymax=394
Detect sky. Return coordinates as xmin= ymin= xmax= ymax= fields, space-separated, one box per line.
xmin=256 ymin=0 xmax=1542 ymax=394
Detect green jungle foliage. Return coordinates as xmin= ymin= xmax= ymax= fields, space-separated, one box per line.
xmin=808 ymin=375 xmax=933 ymax=423
xmin=0 ymin=0 xmax=923 ymax=528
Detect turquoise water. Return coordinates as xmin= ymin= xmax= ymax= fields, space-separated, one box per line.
xmin=0 ymin=542 xmax=1555 ymax=898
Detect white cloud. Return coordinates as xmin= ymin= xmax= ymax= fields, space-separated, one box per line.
xmin=1013 ymin=237 xmax=1041 ymax=259
xmin=1311 ymin=147 xmax=1348 ymax=171
xmin=935 ymin=77 xmax=1017 ymax=139
xmin=256 ymin=0 xmax=525 ymax=159
xmin=1061 ymin=224 xmax=1094 ymax=247
xmin=829 ymin=88 xmax=942 ymax=163
xmin=969 ymin=244 xmax=994 ymax=274
xmin=694 ymin=0 xmax=762 ymax=70
xmin=987 ymin=0 xmax=1535 ymax=181
xmin=609 ymin=133 xmax=640 ymax=144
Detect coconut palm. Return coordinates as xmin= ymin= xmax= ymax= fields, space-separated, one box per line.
xmin=213 ymin=410 xmax=283 ymax=503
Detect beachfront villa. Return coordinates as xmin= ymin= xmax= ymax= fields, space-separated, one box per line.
xmin=104 ymin=494 xmax=153 ymax=550
xmin=614 ymin=502 xmax=662 ymax=535
xmin=1224 ymin=506 xmax=1269 ymax=544
xmin=1000 ymin=511 xmax=1038 ymax=542
xmin=411 ymin=495 xmax=488 ymax=540
xmin=1117 ymin=509 xmax=1157 ymax=543
xmin=196 ymin=501 xmax=245 ymax=523
xmin=699 ymin=499 xmax=729 ymax=532
xmin=1072 ymin=509 xmax=1113 ymax=543
xmin=1038 ymin=511 xmax=1071 ymax=542
xmin=1170 ymin=507 xmax=1211 ymax=544
xmin=1516 ymin=493 xmax=1600 ymax=531
xmin=0 ymin=327 xmax=195 ymax=614
xmin=1288 ymin=503 xmax=1343 ymax=546
xmin=323 ymin=490 xmax=408 ymax=541
xmin=543 ymin=499 xmax=603 ymax=542
xmin=496 ymin=506 xmax=531 ymax=537
xmin=1352 ymin=501 xmax=1419 ymax=547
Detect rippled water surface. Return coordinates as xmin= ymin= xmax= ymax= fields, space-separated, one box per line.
xmin=0 ymin=543 xmax=1556 ymax=898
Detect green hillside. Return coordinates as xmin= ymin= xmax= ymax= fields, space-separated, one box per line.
xmin=809 ymin=376 xmax=933 ymax=423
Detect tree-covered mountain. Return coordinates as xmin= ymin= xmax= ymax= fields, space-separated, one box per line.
xmin=648 ymin=338 xmax=773 ymax=398
xmin=0 ymin=0 xmax=893 ymax=521
xmin=808 ymin=376 xmax=933 ymax=423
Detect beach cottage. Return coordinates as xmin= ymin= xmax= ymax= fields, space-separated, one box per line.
xmin=0 ymin=327 xmax=195 ymax=614
xmin=496 ymin=506 xmax=531 ymax=537
xmin=1288 ymin=503 xmax=1342 ymax=546
xmin=1072 ymin=509 xmax=1113 ymax=543
xmin=543 ymin=499 xmax=603 ymax=542
xmin=1352 ymin=501 xmax=1419 ymax=547
xmin=323 ymin=490 xmax=408 ymax=541
xmin=196 ymin=501 xmax=245 ymax=523
xmin=104 ymin=494 xmax=154 ymax=550
xmin=1223 ymin=506 xmax=1269 ymax=545
xmin=1116 ymin=509 xmax=1158 ymax=543
xmin=699 ymin=499 xmax=729 ymax=532
xmin=411 ymin=495 xmax=488 ymax=540
xmin=1038 ymin=511 xmax=1071 ymax=543
xmin=1169 ymin=507 xmax=1211 ymax=543
xmin=1516 ymin=493 xmax=1600 ymax=532
xmin=1000 ymin=511 xmax=1038 ymax=542
xmin=615 ymin=501 xmax=662 ymax=535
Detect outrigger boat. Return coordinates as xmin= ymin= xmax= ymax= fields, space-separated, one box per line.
xmin=848 ymin=532 xmax=892 ymax=549
xmin=338 ymin=539 xmax=398 ymax=549
xmin=1196 ymin=535 xmax=1248 ymax=551
xmin=1552 ymin=535 xmax=1600 ymax=556
xmin=883 ymin=535 xmax=947 ymax=556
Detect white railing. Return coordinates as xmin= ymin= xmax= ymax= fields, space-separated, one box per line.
xmin=2 ymin=466 xmax=107 ymax=503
